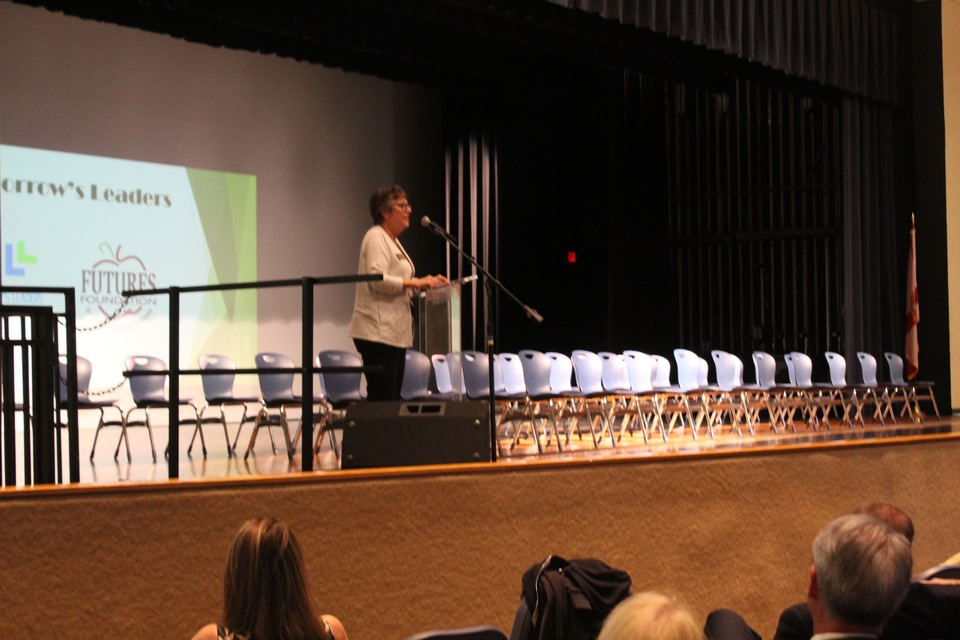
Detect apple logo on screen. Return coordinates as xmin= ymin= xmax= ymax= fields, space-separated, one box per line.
xmin=81 ymin=243 xmax=156 ymax=321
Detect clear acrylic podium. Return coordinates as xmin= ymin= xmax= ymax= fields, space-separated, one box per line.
xmin=417 ymin=276 xmax=476 ymax=400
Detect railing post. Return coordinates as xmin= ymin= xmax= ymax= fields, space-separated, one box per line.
xmin=32 ymin=310 xmax=57 ymax=484
xmin=1 ymin=317 xmax=15 ymax=487
xmin=64 ymin=289 xmax=80 ymax=483
xmin=19 ymin=316 xmax=32 ymax=483
xmin=168 ymin=287 xmax=180 ymax=480
xmin=301 ymin=278 xmax=314 ymax=472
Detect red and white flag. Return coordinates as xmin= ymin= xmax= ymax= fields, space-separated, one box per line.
xmin=905 ymin=220 xmax=919 ymax=380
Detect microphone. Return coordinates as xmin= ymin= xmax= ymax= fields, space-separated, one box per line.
xmin=421 ymin=215 xmax=451 ymax=239
xmin=525 ymin=307 xmax=545 ymax=324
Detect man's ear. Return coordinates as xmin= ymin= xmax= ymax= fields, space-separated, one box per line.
xmin=807 ymin=564 xmax=819 ymax=601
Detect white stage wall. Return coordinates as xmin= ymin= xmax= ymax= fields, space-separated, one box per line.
xmin=0 ymin=2 xmax=443 ymax=407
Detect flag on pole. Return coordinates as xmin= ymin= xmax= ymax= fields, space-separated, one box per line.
xmin=905 ymin=214 xmax=919 ymax=380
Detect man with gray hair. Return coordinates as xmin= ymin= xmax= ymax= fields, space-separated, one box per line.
xmin=705 ymin=513 xmax=912 ymax=640
xmin=772 ymin=502 xmax=914 ymax=640
xmin=807 ymin=513 xmax=912 ymax=636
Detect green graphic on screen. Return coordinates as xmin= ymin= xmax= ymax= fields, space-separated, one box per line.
xmin=0 ymin=144 xmax=258 ymax=383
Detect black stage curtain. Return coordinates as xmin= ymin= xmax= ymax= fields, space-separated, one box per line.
xmin=841 ymin=98 xmax=908 ymax=364
xmin=541 ymin=0 xmax=913 ymax=372
xmin=13 ymin=0 xmax=918 ymax=374
xmin=549 ymin=0 xmax=905 ymax=104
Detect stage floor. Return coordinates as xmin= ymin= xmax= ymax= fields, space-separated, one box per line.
xmin=7 ymin=403 xmax=956 ymax=487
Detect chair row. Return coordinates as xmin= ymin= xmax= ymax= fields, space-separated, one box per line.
xmin=59 ymin=350 xmax=367 ymax=463
xmin=417 ymin=348 xmax=940 ymax=455
xmin=63 ymin=347 xmax=938 ymax=462
xmin=769 ymin=350 xmax=939 ymax=429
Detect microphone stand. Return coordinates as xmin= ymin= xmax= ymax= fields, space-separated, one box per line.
xmin=422 ymin=218 xmax=543 ymax=462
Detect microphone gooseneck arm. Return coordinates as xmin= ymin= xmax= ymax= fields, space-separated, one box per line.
xmin=420 ymin=215 xmax=544 ymax=325
xmin=420 ymin=213 xmax=544 ymax=464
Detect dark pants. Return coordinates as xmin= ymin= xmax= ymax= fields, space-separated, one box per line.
xmin=353 ymin=338 xmax=406 ymax=401
xmin=704 ymin=609 xmax=763 ymax=640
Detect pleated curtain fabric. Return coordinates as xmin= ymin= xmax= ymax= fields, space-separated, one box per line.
xmin=444 ymin=113 xmax=500 ymax=352
xmin=546 ymin=0 xmax=904 ymax=104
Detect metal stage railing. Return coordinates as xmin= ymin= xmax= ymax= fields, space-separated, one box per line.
xmin=0 ymin=287 xmax=81 ymax=486
xmin=123 ymin=274 xmax=382 ymax=479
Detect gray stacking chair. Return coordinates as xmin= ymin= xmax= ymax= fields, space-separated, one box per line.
xmin=190 ymin=354 xmax=260 ymax=457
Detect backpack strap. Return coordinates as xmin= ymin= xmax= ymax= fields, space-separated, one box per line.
xmin=521 ymin=555 xmax=568 ymax=626
xmin=537 ymin=569 xmax=568 ymax=640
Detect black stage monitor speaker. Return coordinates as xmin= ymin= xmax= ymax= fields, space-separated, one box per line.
xmin=341 ymin=400 xmax=491 ymax=469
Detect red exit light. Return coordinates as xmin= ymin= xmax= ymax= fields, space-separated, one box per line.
xmin=567 ymin=251 xmax=576 ymax=263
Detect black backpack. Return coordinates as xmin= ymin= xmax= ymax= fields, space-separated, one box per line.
xmin=511 ymin=555 xmax=633 ymax=640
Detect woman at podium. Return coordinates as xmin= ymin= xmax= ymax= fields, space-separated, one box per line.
xmin=349 ymin=186 xmax=447 ymax=401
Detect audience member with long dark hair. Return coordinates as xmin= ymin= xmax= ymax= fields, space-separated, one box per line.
xmin=191 ymin=516 xmax=348 ymax=640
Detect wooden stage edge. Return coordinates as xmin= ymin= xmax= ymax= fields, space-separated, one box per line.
xmin=2 ymin=417 xmax=960 ymax=639
xmin=3 ymin=415 xmax=957 ymax=499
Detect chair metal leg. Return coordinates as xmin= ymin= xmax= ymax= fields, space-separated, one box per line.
xmin=291 ymin=417 xmax=303 ymax=452
xmin=682 ymin=397 xmax=699 ymax=441
xmin=916 ymin=385 xmax=941 ymax=420
xmin=535 ymin=405 xmax=553 ymax=453
xmin=493 ymin=408 xmax=506 ymax=458
xmin=314 ymin=423 xmax=342 ymax=460
xmin=313 ymin=405 xmax=344 ymax=459
xmin=244 ymin=410 xmax=266 ymax=460
xmin=650 ymin=395 xmax=668 ymax=442
xmin=114 ymin=408 xmax=135 ymax=463
xmin=220 ymin=413 xmax=233 ymax=458
xmin=193 ymin=411 xmax=205 ymax=458
xmin=188 ymin=405 xmax=212 ymax=458
xmin=188 ymin=419 xmax=208 ymax=459
xmin=510 ymin=407 xmax=543 ymax=453
xmin=279 ymin=411 xmax=294 ymax=461
xmin=313 ymin=413 xmax=328 ymax=456
xmin=878 ymin=388 xmax=896 ymax=424
xmin=232 ymin=405 xmax=257 ymax=453
xmin=90 ymin=420 xmax=104 ymax=461
xmin=266 ymin=419 xmax=278 ymax=454
xmin=114 ymin=428 xmax=128 ymax=462
xmin=187 ymin=421 xmax=201 ymax=455
xmin=541 ymin=401 xmax=565 ymax=452
xmin=580 ymin=399 xmax=603 ymax=449
xmin=144 ymin=409 xmax=157 ymax=462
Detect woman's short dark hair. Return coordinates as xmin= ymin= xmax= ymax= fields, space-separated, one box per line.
xmin=368 ymin=185 xmax=406 ymax=225
xmin=222 ymin=516 xmax=329 ymax=640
